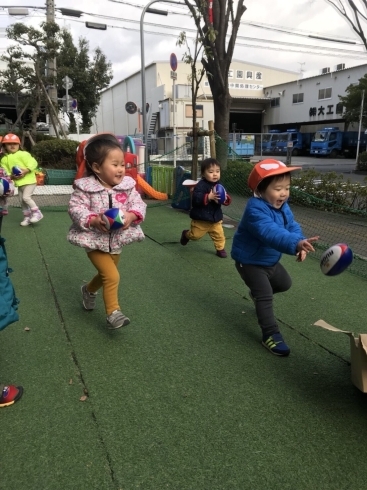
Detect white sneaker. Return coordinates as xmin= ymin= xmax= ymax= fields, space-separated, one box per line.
xmin=30 ymin=210 xmax=43 ymax=223
xmin=20 ymin=216 xmax=31 ymax=226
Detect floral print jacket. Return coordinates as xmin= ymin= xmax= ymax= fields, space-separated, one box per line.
xmin=67 ymin=175 xmax=146 ymax=253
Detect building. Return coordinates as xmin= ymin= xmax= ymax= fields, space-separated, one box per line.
xmin=93 ymin=60 xmax=298 ymax=153
xmin=262 ymin=62 xmax=366 ymax=134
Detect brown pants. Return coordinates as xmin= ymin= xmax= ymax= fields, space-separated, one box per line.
xmin=186 ymin=220 xmax=225 ymax=251
xmin=87 ymin=250 xmax=121 ymax=315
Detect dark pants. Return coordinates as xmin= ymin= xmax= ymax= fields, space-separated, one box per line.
xmin=235 ymin=261 xmax=292 ymax=336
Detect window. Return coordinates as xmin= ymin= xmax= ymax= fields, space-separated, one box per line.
xmin=236 ymin=70 xmax=244 ymax=79
xmin=228 ymin=69 xmax=233 ymax=78
xmin=255 ymin=71 xmax=262 ymax=80
xmin=336 ymin=102 xmax=344 ymax=115
xmin=270 ymin=97 xmax=280 ymax=107
xmin=185 ymin=104 xmax=204 ymax=118
xmin=292 ymin=93 xmax=304 ymax=104
xmin=246 ymin=71 xmax=253 ymax=80
xmin=318 ymin=87 xmax=332 ymax=100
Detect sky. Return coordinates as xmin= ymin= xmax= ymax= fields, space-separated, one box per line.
xmin=0 ymin=0 xmax=366 ymax=86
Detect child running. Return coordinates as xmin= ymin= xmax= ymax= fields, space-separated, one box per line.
xmin=0 ymin=134 xmax=43 ymax=226
xmin=67 ymin=133 xmax=146 ymax=329
xmin=180 ymin=158 xmax=231 ymax=258
xmin=231 ymin=159 xmax=319 ymax=356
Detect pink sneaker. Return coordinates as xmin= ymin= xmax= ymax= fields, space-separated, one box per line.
xmin=30 ymin=210 xmax=43 ymax=223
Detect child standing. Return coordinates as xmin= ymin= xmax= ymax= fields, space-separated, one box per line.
xmin=67 ymin=133 xmax=146 ymax=329
xmin=0 ymin=134 xmax=43 ymax=226
xmin=231 ymin=159 xmax=319 ymax=356
xmin=180 ymin=158 xmax=231 ymax=258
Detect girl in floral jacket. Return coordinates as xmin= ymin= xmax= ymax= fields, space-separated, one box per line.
xmin=68 ymin=133 xmax=146 ymax=330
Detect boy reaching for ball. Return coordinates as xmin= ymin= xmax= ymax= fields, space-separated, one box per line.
xmin=67 ymin=133 xmax=146 ymax=329
xmin=180 ymin=158 xmax=231 ymax=258
xmin=231 ymin=160 xmax=319 ymax=357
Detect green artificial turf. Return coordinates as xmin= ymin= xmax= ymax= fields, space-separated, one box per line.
xmin=1 ymin=205 xmax=367 ymax=490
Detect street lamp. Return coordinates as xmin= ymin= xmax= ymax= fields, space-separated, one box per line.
xmin=140 ymin=0 xmax=186 ymax=165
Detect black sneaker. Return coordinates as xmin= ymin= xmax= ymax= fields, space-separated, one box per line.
xmin=216 ymin=249 xmax=227 ymax=258
xmin=180 ymin=230 xmax=189 ymax=246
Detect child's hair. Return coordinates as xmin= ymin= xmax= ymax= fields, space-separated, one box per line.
xmin=201 ymin=158 xmax=221 ymax=176
xmin=85 ymin=139 xmax=122 ymax=176
xmin=257 ymin=172 xmax=291 ymax=194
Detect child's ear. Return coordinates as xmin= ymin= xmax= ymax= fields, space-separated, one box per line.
xmin=91 ymin=162 xmax=100 ymax=174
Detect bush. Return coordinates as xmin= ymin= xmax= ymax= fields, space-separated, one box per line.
xmin=31 ymin=139 xmax=79 ymax=169
xmin=357 ymin=151 xmax=367 ymax=171
xmin=221 ymin=160 xmax=253 ymax=197
xmin=292 ymin=169 xmax=367 ymax=212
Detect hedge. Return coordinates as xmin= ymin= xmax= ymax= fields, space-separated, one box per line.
xmin=31 ymin=139 xmax=79 ymax=169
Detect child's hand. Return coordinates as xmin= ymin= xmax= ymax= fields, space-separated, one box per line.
xmin=296 ymin=236 xmax=319 ymax=254
xmin=296 ymin=250 xmax=307 ymax=262
xmin=90 ymin=214 xmax=109 ymax=232
xmin=208 ymin=189 xmax=218 ymax=203
xmin=122 ymin=211 xmax=137 ymax=230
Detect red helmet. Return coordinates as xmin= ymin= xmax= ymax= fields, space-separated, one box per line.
xmin=2 ymin=133 xmax=20 ymax=145
xmin=248 ymin=159 xmax=302 ymax=192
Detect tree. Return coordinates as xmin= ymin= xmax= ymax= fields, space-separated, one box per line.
xmin=183 ymin=0 xmax=247 ymax=165
xmin=326 ymin=0 xmax=367 ymax=49
xmin=177 ymin=31 xmax=207 ymax=179
xmin=0 ymin=22 xmax=61 ymax=135
xmin=0 ymin=24 xmax=113 ymax=135
xmin=56 ymin=31 xmax=113 ymax=133
xmin=338 ymin=74 xmax=367 ymax=127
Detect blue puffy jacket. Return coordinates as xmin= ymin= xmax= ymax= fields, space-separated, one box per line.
xmin=231 ymin=196 xmax=305 ymax=267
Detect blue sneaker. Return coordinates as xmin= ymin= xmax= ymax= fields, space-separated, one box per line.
xmin=262 ymin=333 xmax=290 ymax=356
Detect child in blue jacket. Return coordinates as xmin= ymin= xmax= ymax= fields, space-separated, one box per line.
xmin=180 ymin=158 xmax=231 ymax=258
xmin=231 ymin=159 xmax=319 ymax=356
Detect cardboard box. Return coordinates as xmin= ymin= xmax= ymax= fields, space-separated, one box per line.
xmin=314 ymin=320 xmax=367 ymax=393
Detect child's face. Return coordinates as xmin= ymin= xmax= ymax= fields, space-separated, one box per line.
xmin=261 ymin=175 xmax=291 ymax=209
xmin=92 ymin=148 xmax=125 ymax=188
xmin=4 ymin=143 xmax=19 ymax=154
xmin=203 ymin=164 xmax=220 ymax=183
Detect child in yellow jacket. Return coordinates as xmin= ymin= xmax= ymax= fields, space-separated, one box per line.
xmin=0 ymin=134 xmax=43 ymax=226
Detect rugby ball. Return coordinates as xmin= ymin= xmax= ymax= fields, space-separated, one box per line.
xmin=0 ymin=178 xmax=10 ymax=196
xmin=214 ymin=183 xmax=226 ymax=204
xmin=12 ymin=166 xmax=22 ymax=176
xmin=320 ymin=243 xmax=353 ymax=276
xmin=102 ymin=208 xmax=125 ymax=231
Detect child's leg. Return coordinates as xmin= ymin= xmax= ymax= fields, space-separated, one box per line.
xmin=235 ymin=262 xmax=292 ymax=356
xmin=87 ymin=250 xmax=121 ymax=315
xmin=185 ymin=220 xmax=211 ymax=241
xmin=19 ymin=184 xmax=37 ymax=210
xmin=208 ymin=221 xmax=226 ymax=251
xmin=17 ymin=187 xmax=31 ymax=226
xmin=20 ymin=184 xmax=43 ymax=223
xmin=235 ymin=262 xmax=291 ymax=336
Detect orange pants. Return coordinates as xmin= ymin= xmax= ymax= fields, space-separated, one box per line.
xmin=186 ymin=220 xmax=225 ymax=250
xmin=87 ymin=250 xmax=121 ymax=315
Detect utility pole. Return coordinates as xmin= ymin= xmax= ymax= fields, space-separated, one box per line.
xmin=356 ymin=89 xmax=365 ymax=168
xmin=46 ymin=0 xmax=58 ymax=136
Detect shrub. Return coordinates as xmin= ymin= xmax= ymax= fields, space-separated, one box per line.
xmin=221 ymin=160 xmax=253 ymax=197
xmin=31 ymin=139 xmax=79 ymax=169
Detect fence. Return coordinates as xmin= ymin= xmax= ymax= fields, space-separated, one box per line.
xmin=5 ymin=133 xmax=367 ymax=281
